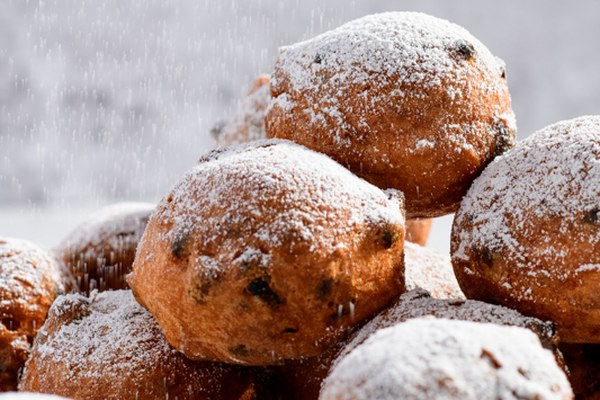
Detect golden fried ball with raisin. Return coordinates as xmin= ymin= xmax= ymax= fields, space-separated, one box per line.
xmin=128 ymin=140 xmax=406 ymax=365
xmin=0 ymin=238 xmax=65 ymax=391
xmin=452 ymin=116 xmax=600 ymax=343
xmin=19 ymin=290 xmax=259 ymax=400
xmin=266 ymin=12 xmax=515 ymax=218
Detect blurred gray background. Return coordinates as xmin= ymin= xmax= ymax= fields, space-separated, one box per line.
xmin=1 ymin=0 xmax=599 ymax=249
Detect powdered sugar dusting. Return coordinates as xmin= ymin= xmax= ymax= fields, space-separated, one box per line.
xmin=452 ymin=116 xmax=600 ymax=289
xmin=404 ymin=242 xmax=464 ymax=299
xmin=155 ymin=140 xmax=404 ymax=269
xmin=213 ymin=78 xmax=270 ymax=147
xmin=271 ymin=11 xmax=509 ymax=151
xmin=58 ymin=202 xmax=155 ymax=253
xmin=0 ymin=237 xmax=64 ymax=313
xmin=321 ymin=318 xmax=572 ymax=400
xmin=335 ymin=289 xmax=557 ymax=372
xmin=24 ymin=290 xmax=235 ymax=395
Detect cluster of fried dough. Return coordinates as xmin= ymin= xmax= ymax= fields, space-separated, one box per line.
xmin=3 ymin=10 xmax=598 ymax=400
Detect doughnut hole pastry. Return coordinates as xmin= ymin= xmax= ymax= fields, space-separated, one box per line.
xmin=212 ymin=75 xmax=271 ymax=147
xmin=266 ymin=12 xmax=515 ymax=218
xmin=405 ymin=218 xmax=433 ymax=246
xmin=404 ymin=242 xmax=464 ymax=299
xmin=18 ymin=290 xmax=259 ymax=400
xmin=273 ymin=289 xmax=557 ymax=400
xmin=559 ymin=343 xmax=600 ymax=400
xmin=56 ymin=202 xmax=154 ymax=294
xmin=0 ymin=238 xmax=65 ymax=392
xmin=451 ymin=116 xmax=600 ymax=343
xmin=127 ymin=140 xmax=406 ymax=365
xmin=321 ymin=319 xmax=572 ymax=400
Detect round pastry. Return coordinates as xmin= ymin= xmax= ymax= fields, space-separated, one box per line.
xmin=559 ymin=343 xmax=600 ymax=400
xmin=273 ymin=289 xmax=557 ymax=400
xmin=212 ymin=75 xmax=271 ymax=147
xmin=0 ymin=238 xmax=65 ymax=391
xmin=405 ymin=218 xmax=433 ymax=246
xmin=321 ymin=318 xmax=573 ymax=400
xmin=18 ymin=290 xmax=258 ymax=400
xmin=128 ymin=140 xmax=406 ymax=365
xmin=404 ymin=241 xmax=464 ymax=299
xmin=266 ymin=12 xmax=516 ymax=218
xmin=451 ymin=116 xmax=600 ymax=343
xmin=56 ymin=202 xmax=155 ymax=294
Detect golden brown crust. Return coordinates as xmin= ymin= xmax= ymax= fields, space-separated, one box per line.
xmin=0 ymin=238 xmax=65 ymax=391
xmin=405 ymin=218 xmax=433 ymax=246
xmin=266 ymin=12 xmax=515 ymax=218
xmin=19 ymin=290 xmax=258 ymax=400
xmin=451 ymin=116 xmax=600 ymax=343
xmin=128 ymin=140 xmax=406 ymax=365
xmin=56 ymin=202 xmax=154 ymax=294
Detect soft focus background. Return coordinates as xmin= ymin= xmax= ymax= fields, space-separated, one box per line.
xmin=1 ymin=0 xmax=599 ymax=253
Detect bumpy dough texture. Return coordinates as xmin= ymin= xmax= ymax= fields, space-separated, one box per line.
xmin=451 ymin=116 xmax=600 ymax=343
xmin=128 ymin=140 xmax=406 ymax=365
xmin=212 ymin=75 xmax=271 ymax=147
xmin=0 ymin=393 xmax=71 ymax=399
xmin=266 ymin=12 xmax=515 ymax=218
xmin=273 ymin=289 xmax=555 ymax=400
xmin=321 ymin=318 xmax=572 ymax=400
xmin=56 ymin=202 xmax=154 ymax=294
xmin=405 ymin=218 xmax=433 ymax=246
xmin=19 ymin=290 xmax=258 ymax=400
xmin=0 ymin=238 xmax=65 ymax=392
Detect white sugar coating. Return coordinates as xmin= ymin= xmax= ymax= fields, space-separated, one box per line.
xmin=334 ymin=289 xmax=557 ymax=373
xmin=0 ymin=237 xmax=64 ymax=312
xmin=58 ymin=202 xmax=155 ymax=252
xmin=23 ymin=290 xmax=233 ymax=393
xmin=0 ymin=394 xmax=70 ymax=400
xmin=452 ymin=116 xmax=600 ymax=280
xmin=155 ymin=139 xmax=404 ymax=258
xmin=321 ymin=318 xmax=572 ymax=400
xmin=214 ymin=79 xmax=270 ymax=147
xmin=404 ymin=242 xmax=464 ymax=299
xmin=271 ymin=11 xmax=515 ymax=149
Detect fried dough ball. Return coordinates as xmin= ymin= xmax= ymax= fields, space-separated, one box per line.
xmin=266 ymin=12 xmax=516 ymax=218
xmin=405 ymin=218 xmax=433 ymax=245
xmin=560 ymin=343 xmax=600 ymax=400
xmin=128 ymin=140 xmax=406 ymax=365
xmin=56 ymin=202 xmax=154 ymax=294
xmin=272 ymin=289 xmax=557 ymax=400
xmin=0 ymin=238 xmax=65 ymax=392
xmin=18 ymin=290 xmax=258 ymax=400
xmin=320 ymin=318 xmax=572 ymax=400
xmin=212 ymin=75 xmax=271 ymax=147
xmin=404 ymin=242 xmax=464 ymax=299
xmin=451 ymin=116 xmax=600 ymax=343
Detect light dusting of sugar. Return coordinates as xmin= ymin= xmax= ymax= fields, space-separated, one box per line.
xmin=321 ymin=318 xmax=573 ymax=400
xmin=334 ymin=289 xmax=558 ymax=372
xmin=452 ymin=115 xmax=600 ymax=293
xmin=24 ymin=290 xmax=231 ymax=394
xmin=404 ymin=242 xmax=464 ymax=299
xmin=214 ymin=80 xmax=271 ymax=147
xmin=0 ymin=237 xmax=64 ymax=314
xmin=58 ymin=202 xmax=155 ymax=255
xmin=271 ymin=12 xmax=509 ymax=151
xmin=155 ymin=139 xmax=404 ymax=270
